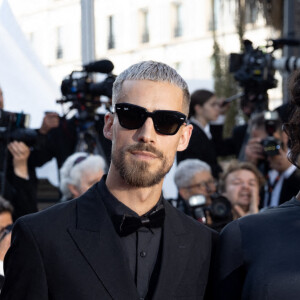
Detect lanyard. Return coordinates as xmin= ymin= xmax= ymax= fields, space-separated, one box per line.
xmin=266 ymin=173 xmax=281 ymax=207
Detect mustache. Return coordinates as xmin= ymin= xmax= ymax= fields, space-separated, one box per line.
xmin=126 ymin=143 xmax=164 ymax=159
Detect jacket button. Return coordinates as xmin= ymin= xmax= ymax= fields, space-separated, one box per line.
xmin=140 ymin=251 xmax=147 ymax=257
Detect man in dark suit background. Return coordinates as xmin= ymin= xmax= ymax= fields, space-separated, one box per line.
xmin=1 ymin=61 xmax=218 ymax=300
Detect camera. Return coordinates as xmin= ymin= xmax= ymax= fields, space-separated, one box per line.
xmin=187 ymin=193 xmax=233 ymax=230
xmin=0 ymin=109 xmax=38 ymax=147
xmin=230 ymin=39 xmax=277 ymax=96
xmin=261 ymin=110 xmax=281 ymax=156
xmin=57 ymin=59 xmax=116 ymax=121
xmin=229 ymin=38 xmax=300 ymax=112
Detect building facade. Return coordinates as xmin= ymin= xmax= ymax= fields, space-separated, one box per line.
xmin=9 ymin=0 xmax=281 ymax=99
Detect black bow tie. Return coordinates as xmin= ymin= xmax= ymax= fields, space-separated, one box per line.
xmin=112 ymin=204 xmax=165 ymax=237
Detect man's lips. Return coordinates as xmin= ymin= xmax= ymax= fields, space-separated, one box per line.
xmin=130 ymin=150 xmax=158 ymax=159
xmin=239 ymin=192 xmax=251 ymax=198
xmin=126 ymin=143 xmax=164 ymax=159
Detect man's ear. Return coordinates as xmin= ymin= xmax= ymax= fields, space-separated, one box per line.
xmin=103 ymin=112 xmax=114 ymax=141
xmin=177 ymin=124 xmax=193 ymax=152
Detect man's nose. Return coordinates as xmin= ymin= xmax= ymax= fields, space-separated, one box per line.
xmin=241 ymin=181 xmax=251 ymax=189
xmin=137 ymin=117 xmax=156 ymax=143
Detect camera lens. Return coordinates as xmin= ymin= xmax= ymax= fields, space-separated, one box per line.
xmin=210 ymin=196 xmax=232 ymax=219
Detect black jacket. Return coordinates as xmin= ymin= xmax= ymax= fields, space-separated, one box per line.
xmin=2 ymin=179 xmax=218 ymax=300
xmin=215 ymin=198 xmax=300 ymax=300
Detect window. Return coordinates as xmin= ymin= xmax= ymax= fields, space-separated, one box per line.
xmin=245 ymin=1 xmax=261 ymax=24
xmin=56 ymin=27 xmax=63 ymax=59
xmin=108 ymin=15 xmax=115 ymax=49
xmin=173 ymin=3 xmax=183 ymax=37
xmin=140 ymin=9 xmax=149 ymax=43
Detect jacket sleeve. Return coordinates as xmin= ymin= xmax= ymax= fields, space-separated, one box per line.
xmin=213 ymin=220 xmax=246 ymax=300
xmin=1 ymin=218 xmax=48 ymax=300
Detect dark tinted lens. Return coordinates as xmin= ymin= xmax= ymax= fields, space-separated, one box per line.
xmin=154 ymin=111 xmax=185 ymax=135
xmin=116 ymin=104 xmax=146 ymax=129
xmin=115 ymin=103 xmax=186 ymax=135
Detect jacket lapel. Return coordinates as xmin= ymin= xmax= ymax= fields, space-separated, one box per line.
xmin=153 ymin=201 xmax=194 ymax=299
xmin=67 ymin=185 xmax=139 ymax=300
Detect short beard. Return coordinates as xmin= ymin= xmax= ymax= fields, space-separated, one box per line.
xmin=112 ymin=143 xmax=172 ymax=187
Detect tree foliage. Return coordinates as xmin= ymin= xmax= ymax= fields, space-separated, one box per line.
xmin=211 ymin=0 xmax=283 ymax=138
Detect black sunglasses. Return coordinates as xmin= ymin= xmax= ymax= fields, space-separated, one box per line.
xmin=114 ymin=103 xmax=187 ymax=135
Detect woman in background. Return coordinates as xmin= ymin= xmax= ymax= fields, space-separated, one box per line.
xmin=177 ymin=89 xmax=222 ymax=178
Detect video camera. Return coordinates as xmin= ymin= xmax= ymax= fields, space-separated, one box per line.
xmin=187 ymin=193 xmax=233 ymax=231
xmin=229 ymin=38 xmax=300 ymax=112
xmin=57 ymin=59 xmax=116 ymax=120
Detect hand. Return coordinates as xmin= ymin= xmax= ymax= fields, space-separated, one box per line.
xmin=7 ymin=141 xmax=30 ymax=179
xmin=244 ymin=137 xmax=265 ymax=165
xmin=233 ymin=185 xmax=259 ymax=218
xmin=39 ymin=112 xmax=59 ymax=135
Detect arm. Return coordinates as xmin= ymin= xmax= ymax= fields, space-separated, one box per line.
xmin=7 ymin=142 xmax=30 ymax=180
xmin=38 ymin=112 xmax=59 ymax=135
xmin=244 ymin=137 xmax=265 ymax=165
xmin=1 ymin=219 xmax=48 ymax=299
xmin=7 ymin=142 xmax=38 ymax=219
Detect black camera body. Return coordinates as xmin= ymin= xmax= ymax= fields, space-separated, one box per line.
xmin=0 ymin=109 xmax=37 ymax=147
xmin=187 ymin=193 xmax=233 ymax=230
xmin=261 ymin=110 xmax=281 ymax=157
xmin=261 ymin=136 xmax=281 ymax=157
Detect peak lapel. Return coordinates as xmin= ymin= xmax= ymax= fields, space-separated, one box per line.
xmin=68 ymin=186 xmax=139 ymax=300
xmin=153 ymin=201 xmax=193 ymax=299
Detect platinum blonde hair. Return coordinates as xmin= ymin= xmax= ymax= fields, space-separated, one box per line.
xmin=174 ymin=159 xmax=212 ymax=189
xmin=112 ymin=60 xmax=190 ymax=114
xmin=60 ymin=152 xmax=106 ymax=200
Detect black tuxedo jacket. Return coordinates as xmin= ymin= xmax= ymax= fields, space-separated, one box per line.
xmin=1 ymin=181 xmax=218 ymax=300
xmin=215 ymin=198 xmax=300 ymax=300
xmin=279 ymin=169 xmax=300 ymax=205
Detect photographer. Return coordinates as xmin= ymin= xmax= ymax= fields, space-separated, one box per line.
xmin=0 ymin=86 xmax=38 ymax=219
xmin=4 ymin=141 xmax=38 ymax=220
xmin=173 ymin=159 xmax=233 ymax=232
xmin=173 ymin=159 xmax=217 ymax=216
xmin=29 ymin=61 xmax=115 ymax=171
xmin=243 ymin=112 xmax=300 ymax=207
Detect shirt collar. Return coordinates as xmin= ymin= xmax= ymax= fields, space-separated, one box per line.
xmin=98 ymin=175 xmax=163 ymax=218
xmin=190 ymin=117 xmax=212 ymax=139
xmin=282 ymin=164 xmax=297 ymax=179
